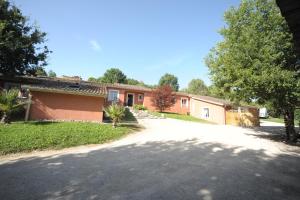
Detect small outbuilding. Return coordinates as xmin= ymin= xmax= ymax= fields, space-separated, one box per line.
xmin=190 ymin=95 xmax=259 ymax=126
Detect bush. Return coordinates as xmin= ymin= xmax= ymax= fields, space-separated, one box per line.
xmin=133 ymin=104 xmax=147 ymax=111
xmin=104 ymin=104 xmax=125 ymax=127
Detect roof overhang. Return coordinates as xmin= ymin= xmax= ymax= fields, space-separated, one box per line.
xmin=24 ymin=86 xmax=107 ymax=98
xmin=190 ymin=96 xmax=229 ymax=107
xmin=276 ymin=0 xmax=300 ymax=55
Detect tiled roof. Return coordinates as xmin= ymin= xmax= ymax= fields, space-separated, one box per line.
xmin=190 ymin=95 xmax=232 ymax=106
xmin=20 ymin=77 xmax=106 ymax=97
xmin=105 ymin=83 xmax=152 ymax=91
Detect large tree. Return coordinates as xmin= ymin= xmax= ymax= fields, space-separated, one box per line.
xmin=100 ymin=68 xmax=127 ymax=84
xmin=206 ymin=0 xmax=299 ymax=141
xmin=185 ymin=79 xmax=208 ymax=95
xmin=158 ymin=73 xmax=179 ymax=91
xmin=0 ymin=0 xmax=51 ymax=76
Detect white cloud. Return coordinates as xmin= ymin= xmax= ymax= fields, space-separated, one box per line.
xmin=89 ymin=40 xmax=102 ymax=51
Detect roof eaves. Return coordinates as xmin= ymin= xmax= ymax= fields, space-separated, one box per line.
xmin=23 ymin=86 xmax=107 ymax=98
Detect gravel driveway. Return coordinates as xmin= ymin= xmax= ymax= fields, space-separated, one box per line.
xmin=0 ymin=119 xmax=300 ymax=200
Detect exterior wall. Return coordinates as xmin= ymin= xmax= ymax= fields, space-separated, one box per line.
xmin=143 ymin=92 xmax=190 ymax=115
xmin=106 ymin=87 xmax=190 ymax=114
xmin=190 ymin=98 xmax=226 ymax=124
xmin=106 ymin=87 xmax=145 ymax=107
xmin=30 ymin=91 xmax=104 ymax=122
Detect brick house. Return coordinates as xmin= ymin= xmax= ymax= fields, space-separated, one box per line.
xmin=0 ymin=75 xmax=259 ymax=126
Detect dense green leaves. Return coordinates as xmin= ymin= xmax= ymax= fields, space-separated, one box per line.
xmin=206 ymin=0 xmax=299 ymax=140
xmin=104 ymin=104 xmax=126 ymax=127
xmin=0 ymin=0 xmax=51 ymax=76
xmin=158 ymin=73 xmax=179 ymax=91
xmin=184 ymin=79 xmax=208 ymax=95
xmin=0 ymin=89 xmax=27 ymax=123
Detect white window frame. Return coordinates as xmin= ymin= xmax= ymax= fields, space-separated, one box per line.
xmin=202 ymin=108 xmax=210 ymax=119
xmin=181 ymin=97 xmax=189 ymax=108
xmin=138 ymin=94 xmax=144 ymax=102
xmin=108 ymin=89 xmax=119 ymax=102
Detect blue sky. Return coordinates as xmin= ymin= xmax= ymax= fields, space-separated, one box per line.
xmin=15 ymin=0 xmax=240 ymax=89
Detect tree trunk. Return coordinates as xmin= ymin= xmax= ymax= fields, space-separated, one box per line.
xmin=283 ymin=108 xmax=298 ymax=142
xmin=112 ymin=119 xmax=116 ymax=128
xmin=0 ymin=112 xmax=9 ymax=124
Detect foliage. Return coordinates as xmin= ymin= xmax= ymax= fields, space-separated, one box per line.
xmin=133 ymin=104 xmax=147 ymax=111
xmin=88 ymin=77 xmax=98 ymax=82
xmin=0 ymin=121 xmax=134 ymax=154
xmin=151 ymin=85 xmax=176 ymax=112
xmin=0 ymin=89 xmax=26 ymax=123
xmin=104 ymin=104 xmax=126 ymax=127
xmin=205 ymin=0 xmax=299 ymax=141
xmin=101 ymin=68 xmax=127 ymax=84
xmin=127 ymin=78 xmax=140 ymax=85
xmin=0 ymin=0 xmax=51 ymax=76
xmin=184 ymin=79 xmax=208 ymax=95
xmin=48 ymin=70 xmax=56 ymax=77
xmin=123 ymin=108 xmax=138 ymax=122
xmin=158 ymin=73 xmax=179 ymax=91
xmin=34 ymin=67 xmax=47 ymax=76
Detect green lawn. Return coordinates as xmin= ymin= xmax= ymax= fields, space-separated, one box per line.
xmin=151 ymin=112 xmax=214 ymax=124
xmin=261 ymin=117 xmax=297 ymax=124
xmin=0 ymin=121 xmax=139 ymax=155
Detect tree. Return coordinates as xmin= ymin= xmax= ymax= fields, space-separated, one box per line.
xmin=104 ymin=104 xmax=125 ymax=128
xmin=186 ymin=79 xmax=208 ymax=95
xmin=151 ymin=85 xmax=176 ymax=112
xmin=101 ymin=68 xmax=127 ymax=84
xmin=205 ymin=0 xmax=299 ymax=141
xmin=34 ymin=67 xmax=47 ymax=76
xmin=0 ymin=89 xmax=27 ymax=123
xmin=0 ymin=0 xmax=51 ymax=76
xmin=158 ymin=73 xmax=179 ymax=91
xmin=48 ymin=70 xmax=56 ymax=77
xmin=126 ymin=78 xmax=140 ymax=85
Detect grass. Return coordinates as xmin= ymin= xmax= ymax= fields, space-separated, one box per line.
xmin=0 ymin=121 xmax=139 ymax=155
xmin=150 ymin=112 xmax=214 ymax=124
xmin=261 ymin=117 xmax=298 ymax=124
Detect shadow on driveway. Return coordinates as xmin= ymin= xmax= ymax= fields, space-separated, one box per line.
xmin=0 ymin=139 xmax=300 ymax=200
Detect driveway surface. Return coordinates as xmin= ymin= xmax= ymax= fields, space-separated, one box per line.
xmin=0 ymin=119 xmax=300 ymax=200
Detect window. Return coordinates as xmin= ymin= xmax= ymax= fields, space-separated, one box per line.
xmin=202 ymin=108 xmax=209 ymax=119
xmin=138 ymin=94 xmax=144 ymax=101
xmin=108 ymin=90 xmax=119 ymax=101
xmin=181 ymin=98 xmax=188 ymax=108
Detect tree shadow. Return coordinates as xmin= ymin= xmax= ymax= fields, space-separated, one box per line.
xmin=0 ymin=139 xmax=299 ymax=200
xmin=246 ymin=124 xmax=300 ymax=146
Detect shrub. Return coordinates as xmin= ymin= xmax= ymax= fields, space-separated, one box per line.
xmin=104 ymin=104 xmax=125 ymax=127
xmin=0 ymin=89 xmax=27 ymax=124
xmin=151 ymin=85 xmax=176 ymax=112
xmin=133 ymin=104 xmax=147 ymax=111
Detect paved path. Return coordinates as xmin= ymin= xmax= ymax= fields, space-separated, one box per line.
xmin=0 ymin=119 xmax=300 ymax=200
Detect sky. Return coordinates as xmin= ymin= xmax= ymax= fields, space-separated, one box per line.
xmin=14 ymin=0 xmax=241 ymax=89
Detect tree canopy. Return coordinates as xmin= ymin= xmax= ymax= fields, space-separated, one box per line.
xmin=206 ymin=0 xmax=299 ymax=141
xmin=185 ymin=79 xmax=208 ymax=95
xmin=158 ymin=73 xmax=179 ymax=91
xmin=0 ymin=0 xmax=51 ymax=76
xmin=48 ymin=70 xmax=56 ymax=77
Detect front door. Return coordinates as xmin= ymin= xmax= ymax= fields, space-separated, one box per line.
xmin=127 ymin=94 xmax=134 ymax=107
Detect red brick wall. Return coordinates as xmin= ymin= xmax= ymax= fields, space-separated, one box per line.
xmin=30 ymin=91 xmax=104 ymax=122
xmin=144 ymin=92 xmax=190 ymax=114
